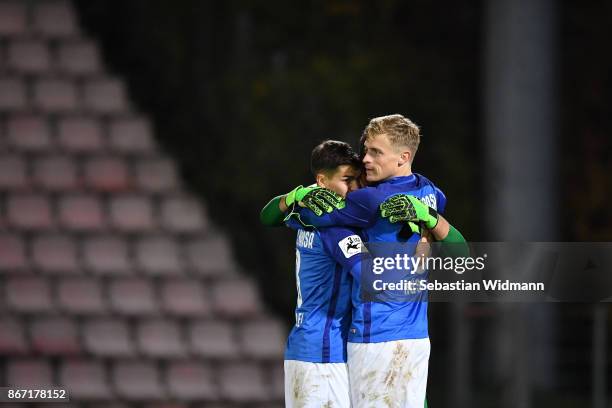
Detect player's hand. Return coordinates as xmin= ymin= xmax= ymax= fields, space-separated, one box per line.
xmin=301 ymin=188 xmax=345 ymax=216
xmin=380 ymin=194 xmax=439 ymax=229
xmin=285 ymin=185 xmax=318 ymax=207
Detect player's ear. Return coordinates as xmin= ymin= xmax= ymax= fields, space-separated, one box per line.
xmin=315 ymin=172 xmax=327 ymax=188
xmin=398 ymin=150 xmax=412 ymax=166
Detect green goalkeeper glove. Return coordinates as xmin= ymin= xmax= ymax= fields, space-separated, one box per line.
xmin=301 ymin=188 xmax=345 ymax=216
xmin=284 ymin=185 xmax=318 ymax=207
xmin=380 ymin=194 xmax=439 ymax=229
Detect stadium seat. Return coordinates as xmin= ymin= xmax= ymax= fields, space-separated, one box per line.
xmin=0 ymin=77 xmax=27 ymax=110
xmin=113 ymin=360 xmax=166 ymax=400
xmin=58 ymin=194 xmax=105 ymax=231
xmin=219 ymin=363 xmax=268 ymax=402
xmin=160 ymin=278 xmax=210 ymax=317
xmin=82 ymin=235 xmax=131 ymax=275
xmin=7 ymin=193 xmax=54 ymax=230
xmin=84 ymin=156 xmax=130 ymax=192
xmin=0 ymin=2 xmax=26 ymax=35
xmin=166 ymin=360 xmax=217 ymax=401
xmin=83 ymin=78 xmax=128 ymax=114
xmin=0 ymin=232 xmax=27 ymax=271
xmin=135 ymin=157 xmax=179 ymax=193
xmin=83 ymin=318 xmax=134 ymax=357
xmin=0 ymin=316 xmax=29 ymax=354
xmin=33 ymin=78 xmax=78 ymax=112
xmin=31 ymin=234 xmax=79 ymax=274
xmin=212 ymin=279 xmax=261 ymax=317
xmin=30 ymin=316 xmax=81 ymax=355
xmin=109 ymin=195 xmax=156 ymax=232
xmin=57 ymin=40 xmax=101 ymax=75
xmin=57 ymin=278 xmax=106 ymax=315
xmin=108 ymin=278 xmax=158 ymax=316
xmin=57 ymin=116 xmax=105 ymax=153
xmin=32 ymin=0 xmax=77 ymax=38
xmin=188 ymin=320 xmax=239 ymax=358
xmin=32 ymin=155 xmax=79 ymax=191
xmin=134 ymin=236 xmax=182 ymax=276
xmin=109 ymin=117 xmax=154 ymax=154
xmin=0 ymin=154 xmax=27 ymax=189
xmin=136 ymin=319 xmax=186 ymax=358
xmin=5 ymin=276 xmax=54 ymax=313
xmin=160 ymin=197 xmax=207 ymax=234
xmin=185 ymin=237 xmax=235 ymax=276
xmin=60 ymin=360 xmax=112 ymax=400
xmin=238 ymin=320 xmax=285 ymax=359
xmin=7 ymin=38 xmax=50 ymax=74
xmin=6 ymin=359 xmax=54 ymax=387
xmin=6 ymin=115 xmax=52 ymax=152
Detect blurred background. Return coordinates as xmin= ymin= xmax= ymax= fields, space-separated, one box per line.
xmin=0 ymin=0 xmax=610 ymax=407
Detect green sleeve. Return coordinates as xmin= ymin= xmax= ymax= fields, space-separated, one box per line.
xmin=259 ymin=195 xmax=286 ymax=226
xmin=440 ymin=224 xmax=470 ymax=257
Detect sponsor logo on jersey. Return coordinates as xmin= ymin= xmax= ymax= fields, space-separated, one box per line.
xmin=296 ymin=229 xmax=315 ymax=249
xmin=339 ymin=235 xmax=362 ymax=258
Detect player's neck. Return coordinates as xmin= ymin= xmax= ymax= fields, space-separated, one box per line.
xmin=395 ymin=166 xmax=413 ymax=178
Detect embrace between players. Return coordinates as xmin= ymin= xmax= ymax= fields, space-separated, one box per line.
xmin=260 ymin=114 xmax=467 ymax=408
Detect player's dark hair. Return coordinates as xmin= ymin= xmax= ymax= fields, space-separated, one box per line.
xmin=310 ymin=140 xmax=361 ymax=176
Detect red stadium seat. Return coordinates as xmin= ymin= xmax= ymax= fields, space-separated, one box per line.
xmin=109 ymin=195 xmax=156 ymax=232
xmin=32 ymin=155 xmax=79 ymax=191
xmin=33 ymin=78 xmax=78 ymax=112
xmin=30 ymin=316 xmax=81 ymax=355
xmin=7 ymin=39 xmax=50 ymax=74
xmin=82 ymin=235 xmax=132 ymax=275
xmin=0 ymin=316 xmax=29 ymax=354
xmin=136 ymin=319 xmax=187 ymax=358
xmin=135 ymin=235 xmax=182 ymax=276
xmin=57 ymin=116 xmax=105 ymax=153
xmin=212 ymin=279 xmax=261 ymax=318
xmin=219 ymin=363 xmax=268 ymax=402
xmin=188 ymin=320 xmax=239 ymax=358
xmin=166 ymin=360 xmax=217 ymax=401
xmin=0 ymin=2 xmax=26 ymax=35
xmin=160 ymin=278 xmax=210 ymax=317
xmin=58 ymin=194 xmax=105 ymax=231
xmin=57 ymin=278 xmax=106 ymax=315
xmin=5 ymin=276 xmax=54 ymax=314
xmin=238 ymin=320 xmax=286 ymax=359
xmin=60 ymin=360 xmax=112 ymax=400
xmin=7 ymin=194 xmax=54 ymax=230
xmin=32 ymin=0 xmax=78 ymax=38
xmin=84 ymin=156 xmax=130 ymax=192
xmin=0 ymin=233 xmax=28 ymax=271
xmin=135 ymin=157 xmax=179 ymax=193
xmin=32 ymin=234 xmax=79 ymax=274
xmin=83 ymin=318 xmax=134 ymax=357
xmin=108 ymin=278 xmax=158 ymax=316
xmin=160 ymin=196 xmax=208 ymax=234
xmin=0 ymin=77 xmax=27 ymax=110
xmin=83 ymin=78 xmax=128 ymax=114
xmin=0 ymin=155 xmax=27 ymax=189
xmin=6 ymin=115 xmax=52 ymax=152
xmin=6 ymin=359 xmax=54 ymax=387
xmin=109 ymin=117 xmax=154 ymax=154
xmin=57 ymin=40 xmax=101 ymax=75
xmin=185 ymin=237 xmax=236 ymax=276
xmin=113 ymin=360 xmax=166 ymax=400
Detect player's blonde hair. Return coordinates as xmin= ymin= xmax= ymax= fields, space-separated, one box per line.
xmin=361 ymin=114 xmax=420 ymax=154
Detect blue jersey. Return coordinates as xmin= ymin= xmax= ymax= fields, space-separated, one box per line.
xmin=284 ymin=218 xmax=361 ymax=363
xmin=297 ymin=173 xmax=446 ymax=343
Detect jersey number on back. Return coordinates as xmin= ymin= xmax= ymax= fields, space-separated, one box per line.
xmin=295 ymin=249 xmax=304 ymax=327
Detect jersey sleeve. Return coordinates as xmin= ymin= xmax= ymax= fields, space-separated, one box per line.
xmin=434 ymin=186 xmax=447 ymax=214
xmin=320 ymin=227 xmax=364 ymax=273
xmin=296 ymin=188 xmax=378 ymax=229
